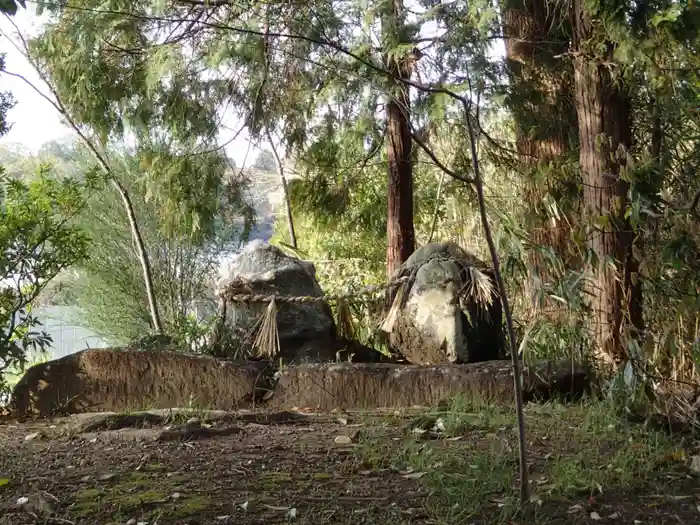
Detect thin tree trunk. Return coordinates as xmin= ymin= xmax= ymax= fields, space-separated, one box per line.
xmin=265 ymin=128 xmax=297 ymax=249
xmin=13 ymin=23 xmax=163 ymax=335
xmin=573 ymin=1 xmax=643 ymax=366
xmin=383 ymin=0 xmax=415 ymax=282
xmin=427 ymin=170 xmax=445 ymax=244
xmin=110 ymin=178 xmax=163 ymax=334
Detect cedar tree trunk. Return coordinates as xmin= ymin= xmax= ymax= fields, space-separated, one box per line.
xmin=502 ymin=0 xmax=578 ymax=281
xmin=383 ymin=0 xmax=415 ymax=282
xmin=573 ymin=1 xmax=643 ymax=366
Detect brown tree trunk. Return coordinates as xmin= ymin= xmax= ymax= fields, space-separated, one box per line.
xmin=502 ymin=0 xmax=578 ymax=280
xmin=383 ymin=0 xmax=415 ymax=282
xmin=573 ymin=1 xmax=643 ymax=366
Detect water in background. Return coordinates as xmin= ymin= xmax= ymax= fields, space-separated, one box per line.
xmin=29 ymin=305 xmax=109 ymax=361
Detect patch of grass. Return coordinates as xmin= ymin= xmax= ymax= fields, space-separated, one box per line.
xmin=70 ymin=470 xmax=201 ymax=520
xmin=357 ymin=399 xmax=695 ymax=524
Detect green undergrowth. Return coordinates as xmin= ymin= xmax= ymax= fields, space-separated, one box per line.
xmin=71 ymin=471 xmax=206 ymax=523
xmin=355 ymin=397 xmax=698 ymax=525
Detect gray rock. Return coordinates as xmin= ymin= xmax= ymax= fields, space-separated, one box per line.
xmin=215 ymin=241 xmax=337 ymax=362
xmin=384 ymin=241 xmax=504 ymax=365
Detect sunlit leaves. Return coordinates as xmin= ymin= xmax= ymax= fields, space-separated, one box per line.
xmin=0 ymin=165 xmax=89 ymax=381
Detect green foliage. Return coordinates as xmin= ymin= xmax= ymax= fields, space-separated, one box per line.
xmin=24 ymin=0 xmax=700 ymax=388
xmin=0 ymin=0 xmax=24 ymax=16
xmin=0 ymin=166 xmax=89 ymax=395
xmin=46 ymin=146 xmax=252 ymax=348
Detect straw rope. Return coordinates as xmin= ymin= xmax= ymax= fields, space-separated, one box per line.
xmin=220 ymin=275 xmax=412 ymax=304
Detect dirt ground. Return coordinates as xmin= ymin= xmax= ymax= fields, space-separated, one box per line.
xmin=1 ymin=403 xmax=700 ymax=525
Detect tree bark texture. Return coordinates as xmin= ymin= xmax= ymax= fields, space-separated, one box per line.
xmin=383 ymin=0 xmax=415 ymax=282
xmin=573 ymin=1 xmax=643 ymax=366
xmin=502 ymin=0 xmax=578 ymax=281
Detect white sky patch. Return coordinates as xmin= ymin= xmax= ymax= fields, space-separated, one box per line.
xmin=0 ymin=3 xmax=505 ymax=162
xmin=0 ymin=8 xmax=261 ymax=165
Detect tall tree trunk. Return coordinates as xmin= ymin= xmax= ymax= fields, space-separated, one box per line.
xmin=265 ymin=128 xmax=297 ymax=249
xmin=502 ymin=0 xmax=578 ymax=280
xmin=573 ymin=1 xmax=643 ymax=366
xmin=383 ymin=0 xmax=415 ymax=282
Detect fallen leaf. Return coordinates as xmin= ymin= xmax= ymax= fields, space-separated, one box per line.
xmin=402 ymin=471 xmax=426 ymax=479
xmin=567 ymin=504 xmax=583 ymax=514
xmin=609 ymin=512 xmax=621 ymax=519
xmin=0 ymin=478 xmax=9 ymax=488
xmin=590 ymin=511 xmax=602 ymax=520
xmin=690 ymin=455 xmax=700 ymax=474
xmin=286 ymin=507 xmax=297 ymax=520
xmin=529 ymin=493 xmax=543 ymax=506
xmin=264 ymin=505 xmax=290 ymax=511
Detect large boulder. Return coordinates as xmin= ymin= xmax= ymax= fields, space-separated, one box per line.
xmin=384 ymin=242 xmax=504 ymax=365
xmin=215 ymin=241 xmax=338 ymax=362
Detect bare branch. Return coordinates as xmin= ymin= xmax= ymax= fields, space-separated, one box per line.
xmin=411 ymin=132 xmax=474 ymax=184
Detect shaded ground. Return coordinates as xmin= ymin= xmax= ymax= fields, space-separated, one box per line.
xmin=1 ymin=401 xmax=700 ymax=524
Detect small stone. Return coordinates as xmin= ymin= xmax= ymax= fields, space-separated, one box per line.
xmin=590 ymin=512 xmax=602 ymax=520
xmin=186 ymin=417 xmax=200 ymax=426
xmin=24 ymin=432 xmax=40 ymax=442
xmin=126 ymin=519 xmax=137 ymax=525
xmin=286 ymin=508 xmax=297 ymax=520
xmin=171 ymin=492 xmax=182 ymax=500
xmin=334 ymin=435 xmax=353 ymax=445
